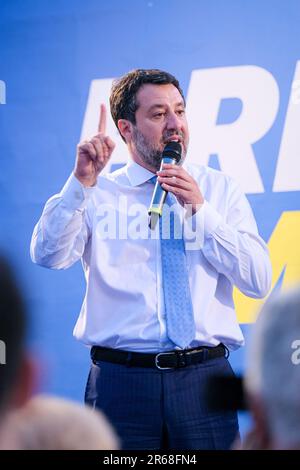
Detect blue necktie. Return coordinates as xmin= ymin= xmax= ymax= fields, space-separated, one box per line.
xmin=149 ymin=177 xmax=195 ymax=349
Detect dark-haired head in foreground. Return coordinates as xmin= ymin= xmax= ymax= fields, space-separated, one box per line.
xmin=0 ymin=257 xmax=34 ymax=417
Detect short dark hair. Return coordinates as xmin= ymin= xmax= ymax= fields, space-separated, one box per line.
xmin=0 ymin=257 xmax=26 ymax=410
xmin=110 ymin=69 xmax=185 ymax=140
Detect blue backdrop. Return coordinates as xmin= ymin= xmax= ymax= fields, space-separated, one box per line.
xmin=1 ymin=0 xmax=300 ymax=437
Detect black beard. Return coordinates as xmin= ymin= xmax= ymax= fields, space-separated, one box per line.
xmin=132 ymin=126 xmax=164 ymax=171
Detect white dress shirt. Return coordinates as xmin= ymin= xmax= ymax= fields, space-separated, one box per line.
xmin=30 ymin=160 xmax=271 ymax=352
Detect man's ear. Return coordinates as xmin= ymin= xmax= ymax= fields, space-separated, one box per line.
xmin=117 ymin=119 xmax=132 ymax=143
xmin=10 ymin=353 xmax=37 ymax=409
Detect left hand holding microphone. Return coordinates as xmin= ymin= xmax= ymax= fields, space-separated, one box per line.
xmin=157 ymin=164 xmax=204 ymax=215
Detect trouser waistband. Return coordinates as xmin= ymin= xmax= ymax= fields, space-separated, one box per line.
xmin=91 ymin=344 xmax=227 ymax=370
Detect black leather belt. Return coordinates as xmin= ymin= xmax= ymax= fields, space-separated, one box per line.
xmin=91 ymin=344 xmax=227 ymax=370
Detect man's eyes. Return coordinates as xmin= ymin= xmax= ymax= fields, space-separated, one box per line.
xmin=152 ymin=110 xmax=185 ymax=118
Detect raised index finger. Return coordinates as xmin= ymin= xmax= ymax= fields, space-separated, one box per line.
xmin=98 ymin=104 xmax=107 ymax=134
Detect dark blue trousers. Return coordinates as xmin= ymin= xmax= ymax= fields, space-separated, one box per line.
xmin=85 ymin=356 xmax=239 ymax=450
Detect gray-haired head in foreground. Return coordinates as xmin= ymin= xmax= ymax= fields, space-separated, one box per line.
xmin=0 ymin=395 xmax=120 ymax=450
xmin=245 ymin=287 xmax=300 ymax=447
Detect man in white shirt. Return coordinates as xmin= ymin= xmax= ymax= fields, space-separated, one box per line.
xmin=31 ymin=69 xmax=272 ymax=450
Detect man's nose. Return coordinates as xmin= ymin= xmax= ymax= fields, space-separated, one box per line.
xmin=166 ymin=112 xmax=182 ymax=131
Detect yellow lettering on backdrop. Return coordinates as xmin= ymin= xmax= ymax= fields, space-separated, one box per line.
xmin=234 ymin=211 xmax=300 ymax=323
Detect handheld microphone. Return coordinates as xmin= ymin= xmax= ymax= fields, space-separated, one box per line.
xmin=148 ymin=141 xmax=182 ymax=230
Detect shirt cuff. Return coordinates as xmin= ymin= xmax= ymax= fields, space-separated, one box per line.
xmin=60 ymin=173 xmax=96 ymax=211
xmin=192 ymin=200 xmax=223 ymax=237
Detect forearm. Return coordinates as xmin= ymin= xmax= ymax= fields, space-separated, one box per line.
xmin=202 ymin=223 xmax=272 ymax=298
xmin=30 ymin=174 xmax=92 ymax=269
xmin=192 ymin=198 xmax=272 ymax=298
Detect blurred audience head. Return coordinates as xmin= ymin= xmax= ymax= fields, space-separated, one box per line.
xmin=245 ymin=287 xmax=300 ymax=449
xmin=0 ymin=395 xmax=120 ymax=450
xmin=0 ymin=256 xmax=35 ymax=417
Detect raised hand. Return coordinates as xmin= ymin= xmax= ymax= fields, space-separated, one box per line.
xmin=74 ymin=104 xmax=116 ymax=187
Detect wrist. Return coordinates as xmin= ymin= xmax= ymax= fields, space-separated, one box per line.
xmin=73 ymin=171 xmax=97 ymax=187
xmin=191 ymin=196 xmax=204 ymax=215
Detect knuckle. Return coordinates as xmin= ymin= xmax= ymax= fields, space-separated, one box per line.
xmin=77 ymin=141 xmax=86 ymax=149
xmin=92 ymin=136 xmax=101 ymax=144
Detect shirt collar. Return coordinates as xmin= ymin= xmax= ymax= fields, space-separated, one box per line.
xmin=124 ymin=158 xmax=190 ymax=187
xmin=125 ymin=160 xmax=156 ymax=187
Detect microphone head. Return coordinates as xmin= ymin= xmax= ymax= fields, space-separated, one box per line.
xmin=162 ymin=141 xmax=182 ymax=163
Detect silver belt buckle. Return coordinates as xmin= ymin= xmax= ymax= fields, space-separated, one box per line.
xmin=155 ymin=352 xmax=174 ymax=370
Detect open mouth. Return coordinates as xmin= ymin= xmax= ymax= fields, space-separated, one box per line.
xmin=164 ymin=136 xmax=183 ymax=144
